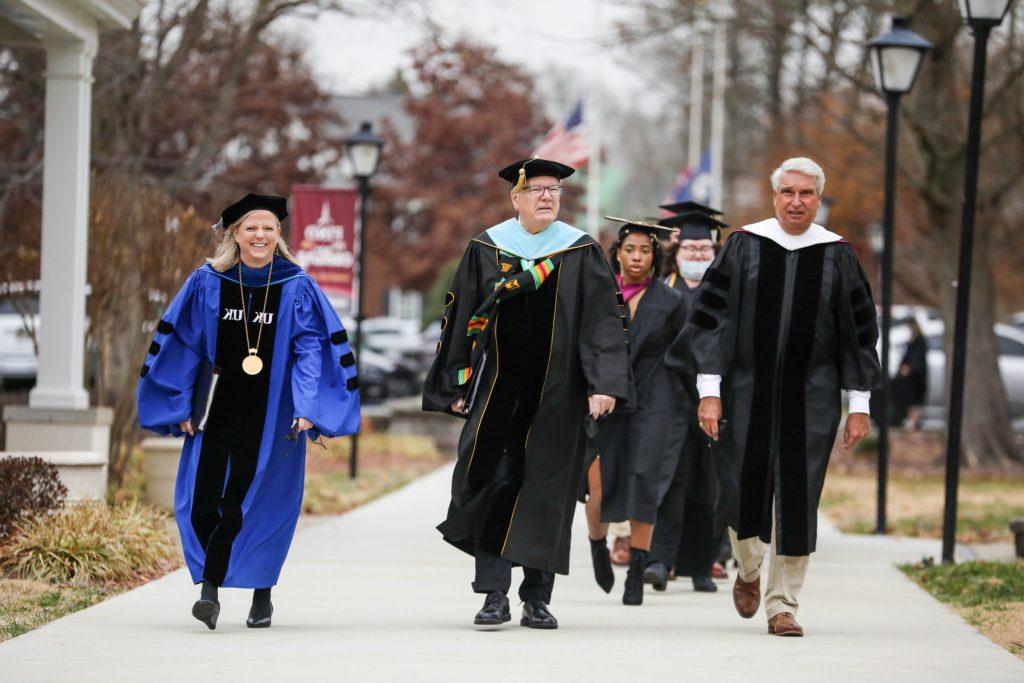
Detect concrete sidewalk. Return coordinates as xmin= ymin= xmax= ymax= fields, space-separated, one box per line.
xmin=1 ymin=464 xmax=1021 ymax=681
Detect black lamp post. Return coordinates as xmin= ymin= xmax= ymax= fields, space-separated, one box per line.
xmin=942 ymin=0 xmax=1013 ymax=563
xmin=868 ymin=16 xmax=932 ymax=536
xmin=344 ymin=120 xmax=384 ymax=479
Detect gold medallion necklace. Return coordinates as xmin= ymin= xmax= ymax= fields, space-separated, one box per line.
xmin=239 ymin=257 xmax=274 ymax=375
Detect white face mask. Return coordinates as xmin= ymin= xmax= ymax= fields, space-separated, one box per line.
xmin=677 ymin=258 xmax=711 ymax=282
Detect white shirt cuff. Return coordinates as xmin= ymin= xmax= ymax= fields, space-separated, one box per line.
xmin=848 ymin=390 xmax=871 ymax=415
xmin=696 ymin=374 xmax=721 ymax=399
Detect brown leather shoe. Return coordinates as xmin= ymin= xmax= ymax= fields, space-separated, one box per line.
xmin=732 ymin=574 xmax=760 ymax=619
xmin=767 ymin=612 xmax=804 ymax=637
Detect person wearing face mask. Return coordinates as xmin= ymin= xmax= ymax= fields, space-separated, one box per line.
xmin=138 ymin=193 xmax=361 ymax=631
xmin=645 ymin=206 xmax=731 ymax=595
xmin=424 ymin=158 xmax=633 ymax=630
xmin=582 ymin=217 xmax=688 ymax=606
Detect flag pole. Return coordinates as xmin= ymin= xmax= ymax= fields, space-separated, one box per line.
xmin=585 ymin=0 xmax=603 ymax=236
xmin=688 ymin=32 xmax=704 ymax=172
xmin=710 ymin=20 xmax=726 ymax=209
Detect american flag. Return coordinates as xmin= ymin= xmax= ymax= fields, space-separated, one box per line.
xmin=532 ymin=100 xmax=589 ymax=167
xmin=662 ymin=150 xmax=713 ymax=210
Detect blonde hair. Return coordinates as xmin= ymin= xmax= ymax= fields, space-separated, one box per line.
xmin=207 ymin=210 xmax=301 ymax=272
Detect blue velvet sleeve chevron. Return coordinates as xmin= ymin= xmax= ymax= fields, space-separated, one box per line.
xmin=137 ymin=270 xmax=206 ymax=436
xmin=292 ymin=276 xmax=361 ymax=438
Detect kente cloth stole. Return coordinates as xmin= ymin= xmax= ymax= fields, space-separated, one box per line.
xmin=451 ymin=250 xmax=563 ymax=388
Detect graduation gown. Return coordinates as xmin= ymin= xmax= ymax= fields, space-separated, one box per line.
xmin=423 ymin=219 xmax=633 ymax=575
xmin=596 ymin=278 xmax=687 ymax=524
xmin=138 ymin=256 xmax=360 ymax=587
xmin=667 ymin=221 xmax=882 ymax=556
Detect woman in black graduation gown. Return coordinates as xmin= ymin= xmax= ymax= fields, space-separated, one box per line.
xmin=646 ymin=209 xmax=730 ymax=594
xmin=584 ymin=217 xmax=687 ymax=605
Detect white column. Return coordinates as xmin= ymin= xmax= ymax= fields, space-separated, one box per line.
xmin=29 ymin=39 xmax=95 ymax=410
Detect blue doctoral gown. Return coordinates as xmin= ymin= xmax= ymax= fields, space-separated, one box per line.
xmin=137 ymin=257 xmax=360 ymax=587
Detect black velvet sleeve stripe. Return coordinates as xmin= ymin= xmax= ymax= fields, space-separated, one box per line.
xmin=346 ymin=375 xmax=359 ymax=391
xmin=691 ymin=309 xmax=719 ymax=331
xmin=849 ymin=287 xmax=867 ymax=307
xmin=339 ymin=352 xmax=355 ymax=368
xmin=330 ymin=330 xmax=348 ymax=345
xmin=706 ymin=268 xmax=730 ymax=291
xmin=156 ymin=319 xmax=174 ymax=335
xmin=148 ymin=341 xmax=161 ymax=356
xmin=852 ymin=305 xmax=874 ymax=328
xmin=140 ymin=364 xmax=150 ymax=378
xmin=698 ymin=290 xmax=727 ymax=311
xmin=856 ymin=328 xmax=874 ymax=348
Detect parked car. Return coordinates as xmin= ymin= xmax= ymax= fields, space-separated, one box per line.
xmin=0 ymin=299 xmax=37 ymax=389
xmin=882 ymin=310 xmax=1024 ymax=426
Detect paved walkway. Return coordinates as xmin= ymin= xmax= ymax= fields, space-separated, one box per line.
xmin=1 ymin=464 xmax=1021 ymax=681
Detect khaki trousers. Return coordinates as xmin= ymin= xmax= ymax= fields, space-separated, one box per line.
xmin=728 ymin=513 xmax=810 ymax=619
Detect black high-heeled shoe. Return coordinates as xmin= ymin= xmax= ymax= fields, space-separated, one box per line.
xmin=590 ymin=537 xmax=615 ymax=594
xmin=623 ymin=547 xmax=647 ymax=605
xmin=192 ymin=580 xmax=220 ymax=630
xmin=247 ymin=587 xmax=273 ymax=628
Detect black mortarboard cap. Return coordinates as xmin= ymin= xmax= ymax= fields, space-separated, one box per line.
xmin=658 ymin=211 xmax=729 ymax=241
xmin=216 ymin=193 xmax=288 ymax=230
xmin=604 ymin=215 xmax=677 ymax=241
xmin=658 ymin=200 xmax=722 ymax=216
xmin=498 ymin=157 xmax=575 ymax=192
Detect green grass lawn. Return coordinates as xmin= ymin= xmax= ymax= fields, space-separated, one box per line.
xmin=822 ymin=473 xmax=1024 ymax=543
xmin=901 ymin=561 xmax=1024 ymax=659
xmin=0 ymin=580 xmax=112 ymax=641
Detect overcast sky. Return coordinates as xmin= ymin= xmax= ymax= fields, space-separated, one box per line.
xmin=285 ymin=0 xmax=657 ymax=113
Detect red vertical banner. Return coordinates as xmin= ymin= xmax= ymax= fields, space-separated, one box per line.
xmin=290 ymin=185 xmax=359 ymax=315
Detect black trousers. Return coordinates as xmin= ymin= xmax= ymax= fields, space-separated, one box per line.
xmin=191 ymin=414 xmax=261 ymax=586
xmin=472 ymin=439 xmax=554 ymax=603
xmin=473 ymin=548 xmax=555 ymax=603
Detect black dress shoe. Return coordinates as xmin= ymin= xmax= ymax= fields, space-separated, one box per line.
xmin=474 ymin=591 xmax=511 ymax=626
xmin=644 ymin=562 xmax=668 ymax=592
xmin=623 ymin=547 xmax=647 ymax=605
xmin=247 ymin=601 xmax=273 ymax=628
xmin=692 ymin=575 xmax=718 ymax=593
xmin=191 ymin=599 xmax=220 ymax=630
xmin=520 ymin=600 xmax=558 ymax=629
xmin=590 ymin=537 xmax=614 ymax=594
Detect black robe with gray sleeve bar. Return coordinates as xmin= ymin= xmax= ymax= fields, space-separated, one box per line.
xmin=666 ymin=229 xmax=882 ymax=556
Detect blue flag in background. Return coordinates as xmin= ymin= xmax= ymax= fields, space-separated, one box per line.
xmin=664 ymin=150 xmax=713 ymax=205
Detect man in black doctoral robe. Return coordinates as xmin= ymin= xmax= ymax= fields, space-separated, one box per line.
xmin=423 ymin=157 xmax=633 ymax=629
xmin=667 ymin=158 xmax=882 ymax=637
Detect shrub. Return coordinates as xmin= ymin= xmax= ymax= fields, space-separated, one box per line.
xmin=0 ymin=500 xmax=179 ymax=586
xmin=0 ymin=457 xmax=67 ymax=539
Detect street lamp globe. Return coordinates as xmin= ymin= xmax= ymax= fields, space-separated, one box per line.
xmin=345 ymin=121 xmax=385 ymax=180
xmin=868 ymin=221 xmax=884 ymax=255
xmin=958 ymin=0 xmax=1013 ymax=26
xmin=868 ymin=16 xmax=933 ymax=96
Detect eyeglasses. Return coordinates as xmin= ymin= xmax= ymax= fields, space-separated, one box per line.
xmin=679 ymin=245 xmax=715 ymax=256
xmin=523 ymin=185 xmax=562 ymax=198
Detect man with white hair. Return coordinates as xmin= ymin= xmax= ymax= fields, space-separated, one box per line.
xmin=666 ymin=157 xmax=882 ymax=637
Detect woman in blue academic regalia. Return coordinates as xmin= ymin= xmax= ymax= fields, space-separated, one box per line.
xmin=138 ymin=193 xmax=360 ymax=631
